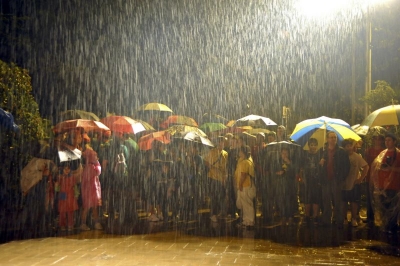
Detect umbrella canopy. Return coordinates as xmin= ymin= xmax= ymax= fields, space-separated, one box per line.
xmin=174 ymin=131 xmax=214 ymax=147
xmin=290 ymin=116 xmax=361 ymax=150
xmin=136 ymin=102 xmax=173 ymax=112
xmin=0 ymin=108 xmax=19 ymax=132
xmin=58 ymin=148 xmax=82 ymax=162
xmin=266 ymin=141 xmax=302 ymax=163
xmin=59 ymin=110 xmax=100 ymax=121
xmin=138 ymin=131 xmax=171 ymax=151
xmin=233 ymin=114 xmax=277 ymax=128
xmin=246 ymin=128 xmax=271 ymax=135
xmin=21 ymin=157 xmax=53 ymax=194
xmin=159 ymin=115 xmax=198 ymax=128
xmin=165 ymin=125 xmax=207 ymax=137
xmin=199 ymin=122 xmax=227 ymax=133
xmin=100 ymin=116 xmax=149 ymax=134
xmin=53 ymin=119 xmax=110 ymax=134
xmin=357 ymin=105 xmax=400 ymax=133
xmin=201 ymin=113 xmax=228 ymax=123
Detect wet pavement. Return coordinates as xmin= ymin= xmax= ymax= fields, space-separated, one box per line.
xmin=1 ymin=210 xmax=400 ymax=266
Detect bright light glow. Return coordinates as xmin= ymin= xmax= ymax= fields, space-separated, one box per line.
xmin=296 ymin=0 xmax=349 ymax=18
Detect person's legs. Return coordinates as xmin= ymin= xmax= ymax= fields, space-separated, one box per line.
xmin=67 ymin=211 xmax=74 ymax=228
xmin=320 ymin=182 xmax=332 ymax=224
xmin=332 ymin=180 xmax=344 ymax=226
xmin=241 ymin=187 xmax=255 ymax=226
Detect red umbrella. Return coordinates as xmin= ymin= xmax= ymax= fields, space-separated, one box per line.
xmin=138 ymin=131 xmax=171 ymax=151
xmin=100 ymin=116 xmax=152 ymax=134
xmin=53 ymin=119 xmax=110 ymax=134
xmin=159 ymin=115 xmax=198 ymax=129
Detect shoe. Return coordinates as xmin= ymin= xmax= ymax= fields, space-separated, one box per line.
xmin=67 ymin=226 xmax=74 ymax=232
xmin=60 ymin=226 xmax=66 ymax=231
xmin=94 ymin=222 xmax=103 ymax=230
xmin=80 ymin=224 xmax=91 ymax=231
xmin=351 ymin=219 xmax=358 ymax=227
xmin=147 ymin=214 xmax=159 ymax=222
xmin=210 ymin=215 xmax=218 ymax=223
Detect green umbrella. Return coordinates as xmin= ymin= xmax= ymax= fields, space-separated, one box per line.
xmin=199 ymin=122 xmax=227 ymax=133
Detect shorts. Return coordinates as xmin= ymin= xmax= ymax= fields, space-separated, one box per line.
xmin=341 ymin=184 xmax=361 ymax=203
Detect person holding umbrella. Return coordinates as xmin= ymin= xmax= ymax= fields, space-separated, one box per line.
xmin=319 ymin=131 xmax=350 ymax=228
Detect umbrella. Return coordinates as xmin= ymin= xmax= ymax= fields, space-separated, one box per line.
xmin=159 ymin=115 xmax=198 ymax=128
xmin=138 ymin=131 xmax=171 ymax=151
xmin=245 ymin=128 xmax=271 ymax=135
xmin=233 ymin=114 xmax=277 ymax=128
xmin=59 ymin=110 xmax=100 ymax=121
xmin=21 ymin=157 xmax=53 ymax=194
xmin=100 ymin=116 xmax=149 ymax=134
xmin=199 ymin=122 xmax=227 ymax=133
xmin=201 ymin=113 xmax=228 ymax=123
xmin=53 ymin=119 xmax=110 ymax=134
xmin=0 ymin=108 xmax=19 ymax=132
xmin=136 ymin=102 xmax=173 ymax=112
xmin=357 ymin=105 xmax=400 ymax=133
xmin=165 ymin=125 xmax=207 ymax=137
xmin=133 ymin=119 xmax=155 ymax=131
xmin=174 ymin=131 xmax=214 ymax=147
xmin=58 ymin=148 xmax=82 ymax=162
xmin=290 ymin=116 xmax=361 ymax=150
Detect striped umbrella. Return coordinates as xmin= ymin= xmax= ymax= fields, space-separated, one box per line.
xmin=290 ymin=116 xmax=361 ymax=150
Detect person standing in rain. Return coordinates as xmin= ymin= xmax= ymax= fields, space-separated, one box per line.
xmin=300 ymin=138 xmax=323 ymax=226
xmin=364 ymin=134 xmax=385 ymax=223
xmin=319 ymin=131 xmax=350 ymax=228
xmin=341 ymin=139 xmax=369 ymax=227
xmin=370 ymin=133 xmax=400 ymax=233
xmin=270 ymin=147 xmax=298 ymax=226
xmin=204 ymin=136 xmax=228 ymax=223
xmin=225 ymin=134 xmax=240 ymax=218
xmin=235 ymin=145 xmax=256 ymax=228
xmin=122 ymin=133 xmax=139 ymax=184
xmin=80 ymin=141 xmax=103 ymax=231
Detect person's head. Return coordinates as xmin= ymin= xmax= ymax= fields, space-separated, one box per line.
xmin=102 ymin=130 xmax=112 ymax=141
xmin=277 ymin=126 xmax=286 ymax=139
xmin=280 ymin=147 xmax=290 ymax=159
xmin=239 ymin=145 xmax=251 ymax=159
xmin=385 ymin=133 xmax=397 ymax=150
xmin=307 ymin=138 xmax=318 ymax=154
xmin=59 ymin=163 xmax=71 ymax=175
xmin=372 ymin=135 xmax=384 ymax=147
xmin=342 ymin=138 xmax=355 ymax=154
xmin=238 ymin=136 xmax=245 ymax=147
xmin=267 ymin=132 xmax=276 ymax=143
xmin=256 ymin=133 xmax=265 ymax=145
xmin=214 ymin=136 xmax=226 ymax=150
xmin=66 ymin=128 xmax=83 ymax=147
xmin=326 ymin=131 xmax=338 ymax=147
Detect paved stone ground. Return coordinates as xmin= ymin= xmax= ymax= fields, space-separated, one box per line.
xmin=1 ymin=213 xmax=400 ymax=266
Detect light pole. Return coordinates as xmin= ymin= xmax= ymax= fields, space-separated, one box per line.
xmin=365 ymin=11 xmax=372 ymax=117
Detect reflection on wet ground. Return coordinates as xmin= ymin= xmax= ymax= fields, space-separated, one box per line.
xmin=1 ymin=209 xmax=399 ymax=265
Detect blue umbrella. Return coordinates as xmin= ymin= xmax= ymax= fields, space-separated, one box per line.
xmin=0 ymin=108 xmax=19 ymax=132
xmin=290 ymin=116 xmax=360 ymax=150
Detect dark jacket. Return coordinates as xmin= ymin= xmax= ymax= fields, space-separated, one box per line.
xmin=320 ymin=145 xmax=350 ymax=182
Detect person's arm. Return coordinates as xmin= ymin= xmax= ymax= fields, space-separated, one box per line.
xmin=355 ymin=164 xmax=369 ymax=184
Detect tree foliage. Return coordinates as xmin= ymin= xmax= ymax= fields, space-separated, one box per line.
xmin=0 ymin=59 xmax=46 ymax=142
xmin=361 ymin=80 xmax=398 ymax=111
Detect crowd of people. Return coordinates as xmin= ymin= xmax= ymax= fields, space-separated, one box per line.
xmin=22 ymin=122 xmax=400 ymax=234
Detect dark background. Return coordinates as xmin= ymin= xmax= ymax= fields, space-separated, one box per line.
xmin=1 ymin=0 xmax=399 ymax=128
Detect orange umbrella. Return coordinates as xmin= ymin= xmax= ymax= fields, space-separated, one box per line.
xmin=100 ymin=116 xmax=152 ymax=134
xmin=59 ymin=110 xmax=100 ymax=121
xmin=138 ymin=131 xmax=171 ymax=151
xmin=53 ymin=119 xmax=109 ymax=134
xmin=159 ymin=115 xmax=198 ymax=128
